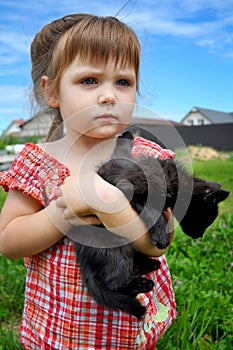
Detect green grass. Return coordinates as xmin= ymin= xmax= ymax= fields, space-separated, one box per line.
xmin=0 ymin=156 xmax=232 ymax=349
xmin=0 ymin=190 xmax=24 ymax=349
xmin=157 ymin=216 xmax=233 ymax=349
xmin=157 ymin=157 xmax=233 ymax=349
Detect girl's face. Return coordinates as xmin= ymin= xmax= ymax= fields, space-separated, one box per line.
xmin=50 ymin=56 xmax=137 ymax=139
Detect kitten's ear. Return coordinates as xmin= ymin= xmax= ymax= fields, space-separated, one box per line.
xmin=116 ymin=179 xmax=134 ymax=200
xmin=204 ymin=189 xmax=230 ymax=204
xmin=121 ymin=131 xmax=134 ymax=141
xmin=206 ymin=181 xmax=222 ymax=189
xmin=114 ymin=131 xmax=134 ymax=157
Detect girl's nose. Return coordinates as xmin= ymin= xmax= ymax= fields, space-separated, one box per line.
xmin=97 ymin=90 xmax=117 ymax=105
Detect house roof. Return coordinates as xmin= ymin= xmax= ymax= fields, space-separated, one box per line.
xmin=5 ymin=119 xmax=25 ymax=129
xmin=131 ymin=117 xmax=182 ymax=126
xmin=1 ymin=119 xmax=25 ymax=137
xmin=182 ymin=107 xmax=233 ymax=124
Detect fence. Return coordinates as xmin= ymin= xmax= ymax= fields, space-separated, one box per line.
xmin=130 ymin=122 xmax=233 ymax=151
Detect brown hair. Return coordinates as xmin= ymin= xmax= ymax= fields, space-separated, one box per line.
xmin=30 ymin=14 xmax=141 ymax=141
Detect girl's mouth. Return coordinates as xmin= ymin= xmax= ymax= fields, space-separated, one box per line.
xmin=96 ymin=114 xmax=117 ymax=123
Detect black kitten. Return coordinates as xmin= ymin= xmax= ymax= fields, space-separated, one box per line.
xmin=72 ymin=131 xmax=229 ymax=319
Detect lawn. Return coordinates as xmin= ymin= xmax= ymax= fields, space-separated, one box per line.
xmin=157 ymin=155 xmax=233 ymax=349
xmin=0 ymin=155 xmax=232 ymax=349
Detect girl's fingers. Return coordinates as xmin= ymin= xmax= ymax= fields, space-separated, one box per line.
xmin=62 ymin=208 xmax=101 ymax=226
xmin=80 ymin=215 xmax=102 ymax=226
xmin=55 ymin=197 xmax=67 ymax=208
xmin=62 ymin=207 xmax=76 ymax=220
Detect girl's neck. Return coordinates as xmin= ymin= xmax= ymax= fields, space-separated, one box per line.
xmin=63 ymin=130 xmax=118 ymax=155
xmin=45 ymin=131 xmax=118 ymax=174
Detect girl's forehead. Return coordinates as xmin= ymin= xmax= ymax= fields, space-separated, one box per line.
xmin=71 ymin=55 xmax=136 ymax=72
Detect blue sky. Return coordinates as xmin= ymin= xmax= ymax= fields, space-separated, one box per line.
xmin=0 ymin=0 xmax=233 ymax=133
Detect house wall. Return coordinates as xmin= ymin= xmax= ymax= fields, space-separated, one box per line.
xmin=2 ymin=123 xmax=22 ymax=138
xmin=182 ymin=112 xmax=211 ymax=126
xmin=20 ymin=113 xmax=53 ymax=138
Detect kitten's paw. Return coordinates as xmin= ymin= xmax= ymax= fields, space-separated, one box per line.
xmin=130 ymin=277 xmax=154 ymax=297
xmin=142 ymin=258 xmax=161 ymax=274
xmin=149 ymin=215 xmax=171 ymax=249
xmin=132 ymin=302 xmax=146 ymax=320
xmin=150 ymin=227 xmax=171 ymax=249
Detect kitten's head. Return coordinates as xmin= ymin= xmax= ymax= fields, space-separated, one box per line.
xmin=180 ymin=180 xmax=230 ymax=239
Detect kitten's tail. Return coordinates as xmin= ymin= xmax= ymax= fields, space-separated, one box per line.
xmin=84 ymin=275 xmax=146 ymax=320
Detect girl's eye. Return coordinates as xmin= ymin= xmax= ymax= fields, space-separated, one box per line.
xmin=81 ymin=77 xmax=97 ymax=85
xmin=117 ymin=79 xmax=131 ymax=87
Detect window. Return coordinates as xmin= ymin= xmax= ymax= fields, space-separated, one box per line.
xmin=198 ymin=119 xmax=204 ymax=125
xmin=187 ymin=119 xmax=194 ymax=126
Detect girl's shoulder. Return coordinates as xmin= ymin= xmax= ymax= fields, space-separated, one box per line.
xmin=5 ymin=142 xmax=69 ymax=170
xmin=0 ymin=143 xmax=70 ymax=206
xmin=132 ymin=136 xmax=176 ymax=160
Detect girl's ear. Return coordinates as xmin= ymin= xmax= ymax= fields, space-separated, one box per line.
xmin=40 ymin=76 xmax=59 ymax=108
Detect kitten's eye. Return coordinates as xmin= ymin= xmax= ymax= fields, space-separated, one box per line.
xmin=117 ymin=79 xmax=131 ymax=87
xmin=81 ymin=77 xmax=97 ymax=85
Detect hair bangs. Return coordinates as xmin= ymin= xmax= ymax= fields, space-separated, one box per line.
xmin=51 ymin=16 xmax=140 ymax=86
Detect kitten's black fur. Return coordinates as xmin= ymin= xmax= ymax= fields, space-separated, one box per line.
xmin=73 ymin=131 xmax=229 ymax=319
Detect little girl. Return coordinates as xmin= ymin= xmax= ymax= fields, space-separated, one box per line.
xmin=0 ymin=14 xmax=177 ymax=349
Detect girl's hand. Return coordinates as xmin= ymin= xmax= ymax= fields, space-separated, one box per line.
xmin=56 ymin=173 xmax=175 ymax=257
xmin=56 ymin=172 xmax=127 ymax=226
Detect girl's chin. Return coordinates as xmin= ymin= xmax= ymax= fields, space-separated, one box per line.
xmin=84 ymin=124 xmax=127 ymax=139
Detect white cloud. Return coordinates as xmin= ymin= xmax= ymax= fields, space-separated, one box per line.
xmin=0 ymin=85 xmax=31 ymax=133
xmin=0 ymin=85 xmax=30 ymax=116
xmin=1 ymin=0 xmax=232 ymax=63
xmin=0 ymin=85 xmax=28 ymax=103
xmin=139 ymin=16 xmax=217 ymax=38
xmin=0 ymin=28 xmax=30 ymax=68
xmin=124 ymin=1 xmax=233 ymax=56
xmin=0 ymin=31 xmax=29 ymax=54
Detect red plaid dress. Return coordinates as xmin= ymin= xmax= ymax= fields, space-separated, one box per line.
xmin=0 ymin=136 xmax=177 ymax=349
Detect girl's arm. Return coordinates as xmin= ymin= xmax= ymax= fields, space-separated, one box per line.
xmin=0 ymin=189 xmax=100 ymax=259
xmin=97 ymin=205 xmax=174 ymax=257
xmin=58 ymin=173 xmax=174 ymax=257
